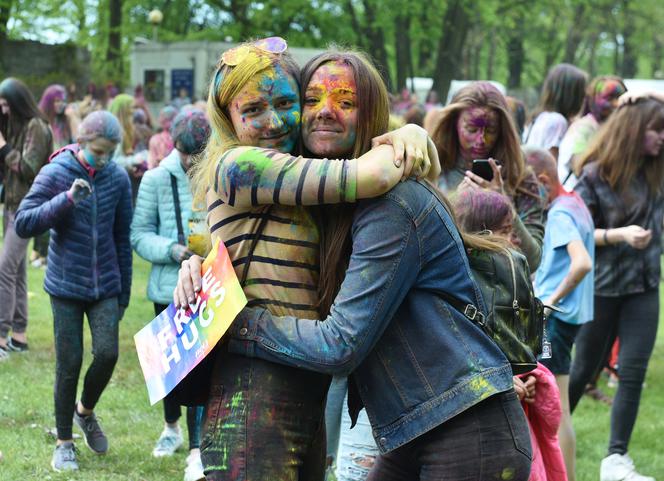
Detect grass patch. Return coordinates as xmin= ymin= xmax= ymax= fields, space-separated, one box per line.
xmin=0 ymin=250 xmax=663 ymax=479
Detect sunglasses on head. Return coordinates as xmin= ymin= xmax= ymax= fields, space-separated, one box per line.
xmin=221 ymin=37 xmax=288 ymax=67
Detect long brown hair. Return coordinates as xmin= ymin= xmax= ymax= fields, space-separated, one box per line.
xmin=429 ymin=81 xmax=527 ymax=195
xmin=306 ymin=50 xmax=390 ymax=316
xmin=533 ymin=63 xmax=587 ymax=121
xmin=576 ymin=98 xmax=664 ymax=195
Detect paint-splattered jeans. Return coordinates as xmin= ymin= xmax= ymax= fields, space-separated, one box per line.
xmin=366 ymin=391 xmax=532 ymax=481
xmin=51 ymin=295 xmax=120 ymax=440
xmin=201 ymin=349 xmax=331 ymax=481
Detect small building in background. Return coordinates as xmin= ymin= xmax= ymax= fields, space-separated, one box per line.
xmin=130 ymin=39 xmax=325 ymax=115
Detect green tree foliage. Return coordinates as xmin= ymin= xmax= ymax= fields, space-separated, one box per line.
xmin=2 ymin=0 xmax=664 ymax=96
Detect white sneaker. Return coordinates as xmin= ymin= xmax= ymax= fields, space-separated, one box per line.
xmin=600 ymin=453 xmax=655 ymax=481
xmin=184 ymin=451 xmax=205 ymax=481
xmin=152 ymin=426 xmax=183 ymax=457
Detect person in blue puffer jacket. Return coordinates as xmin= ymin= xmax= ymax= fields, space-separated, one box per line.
xmin=130 ymin=108 xmax=210 ymax=481
xmin=14 ymin=110 xmax=132 ymax=473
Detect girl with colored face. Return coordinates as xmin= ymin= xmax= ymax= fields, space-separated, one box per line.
xmin=13 ymin=110 xmax=131 ymax=472
xmin=558 ymin=76 xmax=627 ymax=190
xmin=570 ymin=98 xmax=664 ymax=481
xmin=455 ymin=106 xmax=499 ymax=161
xmin=227 ymin=63 xmax=301 ymax=153
xmin=430 ymin=81 xmax=546 ymax=270
xmin=302 ymin=60 xmax=358 ymax=158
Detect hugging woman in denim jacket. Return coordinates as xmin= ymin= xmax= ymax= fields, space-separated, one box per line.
xmin=176 ymin=52 xmax=532 ymax=481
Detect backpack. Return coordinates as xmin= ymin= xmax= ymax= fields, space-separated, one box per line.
xmin=465 ymin=247 xmax=546 ymax=375
xmin=420 ymin=180 xmax=548 ymax=375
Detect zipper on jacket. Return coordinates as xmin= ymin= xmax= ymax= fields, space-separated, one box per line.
xmin=91 ymin=175 xmax=99 ymax=299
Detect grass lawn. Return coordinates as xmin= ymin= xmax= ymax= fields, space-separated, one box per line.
xmin=0 ymin=251 xmax=663 ymax=480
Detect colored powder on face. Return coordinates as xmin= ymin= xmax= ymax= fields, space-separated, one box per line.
xmin=229 ymin=63 xmax=301 ymax=153
xmin=303 ymin=61 xmax=359 ymax=157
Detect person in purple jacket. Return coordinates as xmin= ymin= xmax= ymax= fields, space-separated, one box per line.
xmin=14 ymin=110 xmax=133 ymax=472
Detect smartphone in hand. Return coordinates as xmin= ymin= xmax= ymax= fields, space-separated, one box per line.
xmin=471 ymin=159 xmax=494 ymax=181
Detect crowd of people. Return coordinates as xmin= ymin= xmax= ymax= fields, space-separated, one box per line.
xmin=0 ymin=38 xmax=663 ymax=481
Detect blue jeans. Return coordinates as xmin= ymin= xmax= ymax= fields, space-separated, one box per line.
xmin=201 ymin=349 xmax=331 ymax=481
xmin=366 ymin=391 xmax=532 ymax=481
xmin=51 ymin=295 xmax=119 ymax=440
xmin=325 ymin=376 xmax=379 ymax=481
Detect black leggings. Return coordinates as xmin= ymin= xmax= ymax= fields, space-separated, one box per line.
xmin=51 ymin=296 xmax=119 ymax=440
xmin=154 ymin=303 xmax=204 ymax=450
xmin=569 ymin=290 xmax=659 ymax=455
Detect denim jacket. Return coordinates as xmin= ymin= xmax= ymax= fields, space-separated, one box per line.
xmin=227 ymin=180 xmax=513 ymax=453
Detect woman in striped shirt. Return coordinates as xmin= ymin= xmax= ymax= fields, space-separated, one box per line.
xmin=180 ymin=40 xmax=435 ymax=480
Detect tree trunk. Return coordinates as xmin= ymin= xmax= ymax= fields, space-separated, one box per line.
xmin=507 ymin=15 xmax=525 ymax=89
xmin=362 ymin=0 xmax=392 ymax=90
xmin=487 ymin=27 xmax=497 ymax=79
xmin=653 ymin=34 xmax=663 ymax=78
xmin=106 ymin=0 xmax=123 ymax=81
xmin=432 ymin=0 xmax=470 ymax=101
xmin=394 ymin=13 xmax=412 ymax=92
xmin=621 ymin=0 xmax=637 ymax=78
xmin=0 ymin=0 xmax=12 ymax=43
xmin=563 ymin=4 xmax=586 ymax=63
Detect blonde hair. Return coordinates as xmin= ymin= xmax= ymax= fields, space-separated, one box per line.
xmin=190 ymin=46 xmax=300 ymax=206
xmin=108 ymin=94 xmax=134 ymax=154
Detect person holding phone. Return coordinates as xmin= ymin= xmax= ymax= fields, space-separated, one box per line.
xmin=428 ymin=81 xmax=546 ymax=270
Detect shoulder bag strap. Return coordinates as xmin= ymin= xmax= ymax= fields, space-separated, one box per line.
xmin=170 ymin=174 xmax=186 ymax=246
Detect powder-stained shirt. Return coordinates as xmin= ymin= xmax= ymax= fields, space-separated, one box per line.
xmin=575 ymin=161 xmax=664 ymax=296
xmin=535 ymin=192 xmax=595 ymax=324
xmin=208 ymin=146 xmax=358 ymax=318
xmin=523 ymin=111 xmax=568 ymax=151
xmin=558 ymin=114 xmax=599 ymax=190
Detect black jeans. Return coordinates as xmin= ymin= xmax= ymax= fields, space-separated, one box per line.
xmin=51 ymin=295 xmax=119 ymax=440
xmin=366 ymin=391 xmax=532 ymax=481
xmin=201 ymin=349 xmax=331 ymax=481
xmin=569 ymin=290 xmax=659 ymax=455
xmin=155 ymin=303 xmax=204 ymax=450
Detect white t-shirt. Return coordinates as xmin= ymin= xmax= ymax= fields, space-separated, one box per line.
xmin=523 ymin=111 xmax=568 ymax=151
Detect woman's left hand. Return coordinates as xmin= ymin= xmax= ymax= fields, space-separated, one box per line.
xmin=372 ymin=124 xmax=431 ymax=180
xmin=463 ymin=158 xmax=505 ymax=194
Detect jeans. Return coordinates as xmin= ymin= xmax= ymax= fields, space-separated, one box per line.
xmin=0 ymin=209 xmax=30 ymax=339
xmin=325 ymin=376 xmax=379 ymax=481
xmin=366 ymin=391 xmax=532 ymax=481
xmin=201 ymin=350 xmax=331 ymax=481
xmin=335 ymin=391 xmax=379 ymax=481
xmin=155 ymin=303 xmax=204 ymax=450
xmin=51 ymin=295 xmax=120 ymax=440
xmin=569 ymin=290 xmax=659 ymax=455
xmin=325 ymin=376 xmax=347 ymax=463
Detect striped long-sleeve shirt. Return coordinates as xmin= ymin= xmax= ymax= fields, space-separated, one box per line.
xmin=208 ymin=147 xmax=358 ymax=318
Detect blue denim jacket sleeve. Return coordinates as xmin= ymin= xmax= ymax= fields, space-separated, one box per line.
xmin=227 ymin=193 xmax=420 ymax=375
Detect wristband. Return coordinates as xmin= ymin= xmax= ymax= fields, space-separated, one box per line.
xmin=603 ymin=229 xmax=609 ymax=245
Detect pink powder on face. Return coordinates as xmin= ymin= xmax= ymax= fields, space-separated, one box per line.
xmin=456 ymin=107 xmax=499 ymax=161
